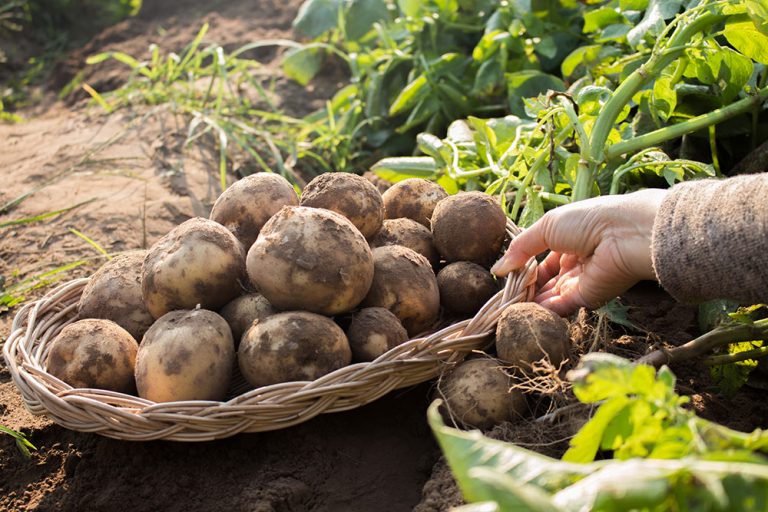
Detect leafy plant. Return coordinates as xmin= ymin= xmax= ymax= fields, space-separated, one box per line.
xmin=0 ymin=424 xmax=36 ymax=458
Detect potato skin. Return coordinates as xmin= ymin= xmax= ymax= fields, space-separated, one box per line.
xmin=142 ymin=217 xmax=246 ymax=319
xmin=300 ymin=172 xmax=384 ymax=239
xmin=78 ymin=250 xmax=154 ymax=340
xmin=361 ymin=246 xmax=440 ymax=336
xmin=219 ymin=293 xmax=276 ymax=347
xmin=438 ymin=357 xmax=528 ymax=430
xmin=247 ymin=206 xmax=374 ymax=315
xmin=438 ymin=261 xmax=499 ymax=315
xmin=495 ymin=302 xmax=570 ymax=368
xmin=346 ymin=307 xmax=408 ymax=362
xmin=46 ymin=319 xmax=138 ymax=393
xmin=135 ymin=309 xmax=235 ymax=402
xmin=369 ymin=218 xmax=439 ymax=267
xmin=431 ymin=192 xmax=507 ymax=266
xmin=238 ymin=311 xmax=352 ymax=387
xmin=381 ymin=178 xmax=448 ymax=227
xmin=210 ymin=172 xmax=299 ymax=249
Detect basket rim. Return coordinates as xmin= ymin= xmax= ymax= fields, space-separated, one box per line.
xmin=3 ymin=221 xmax=537 ymax=441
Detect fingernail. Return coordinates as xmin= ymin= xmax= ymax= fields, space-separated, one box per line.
xmin=490 ymin=257 xmax=506 ymax=275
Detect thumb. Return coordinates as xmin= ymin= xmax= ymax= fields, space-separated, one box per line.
xmin=491 ymin=218 xmax=550 ymax=276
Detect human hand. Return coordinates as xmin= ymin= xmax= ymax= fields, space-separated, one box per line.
xmin=491 ymin=189 xmax=667 ymax=316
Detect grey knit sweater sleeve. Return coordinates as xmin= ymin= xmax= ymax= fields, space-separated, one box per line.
xmin=650 ymin=173 xmax=768 ymax=304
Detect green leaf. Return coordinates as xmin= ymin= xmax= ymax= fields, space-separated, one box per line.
xmin=344 ymin=0 xmax=389 ymax=40
xmin=597 ymin=298 xmax=643 ymax=332
xmin=466 ymin=467 xmax=561 ymax=511
xmin=371 ymin=156 xmax=437 ymax=181
xmin=282 ymin=46 xmax=324 ymax=86
xmin=563 ymin=396 xmax=630 ymax=463
xmin=724 ymin=14 xmax=768 ymax=64
xmin=389 ymin=75 xmax=429 ymax=116
xmin=561 ymin=45 xmax=602 ymax=78
xmin=583 ymin=7 xmax=625 ymax=33
xmin=293 ymin=0 xmax=342 ymax=39
xmin=746 ymin=0 xmax=768 ymax=35
xmin=518 ymin=188 xmax=544 ymax=228
xmin=652 ymin=74 xmax=677 ymax=120
xmin=397 ymin=0 xmax=422 ymax=17
xmin=698 ymin=299 xmax=741 ymax=332
xmin=620 ymin=0 xmax=648 ymax=10
xmin=472 ymin=59 xmax=504 ymax=96
xmin=627 ymin=0 xmax=682 ymax=48
xmin=506 ymin=71 xmax=565 ymax=118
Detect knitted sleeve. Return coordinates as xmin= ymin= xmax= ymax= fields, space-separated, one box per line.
xmin=650 ymin=173 xmax=768 ymax=304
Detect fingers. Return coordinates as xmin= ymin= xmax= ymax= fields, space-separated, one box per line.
xmin=491 ymin=217 xmax=552 ymax=276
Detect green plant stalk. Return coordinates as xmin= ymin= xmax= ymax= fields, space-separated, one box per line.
xmin=704 ymin=345 xmax=768 ymax=366
xmin=573 ymin=10 xmax=727 ymax=201
xmin=605 ymin=86 xmax=768 ymax=160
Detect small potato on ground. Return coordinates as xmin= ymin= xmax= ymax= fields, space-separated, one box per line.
xmin=495 ymin=302 xmax=570 ymax=369
xmin=437 ymin=357 xmax=527 ymax=430
xmin=142 ymin=217 xmax=246 ymax=319
xmin=238 ymin=311 xmax=352 ymax=388
xmin=135 ymin=309 xmax=235 ymax=402
xmin=346 ymin=307 xmax=408 ymax=362
xmin=437 ymin=261 xmax=499 ymax=316
xmin=381 ymin=178 xmax=447 ymax=227
xmin=361 ymin=245 xmax=440 ymax=336
xmin=210 ymin=172 xmax=299 ymax=249
xmin=219 ymin=293 xmax=276 ymax=346
xmin=78 ymin=250 xmax=154 ymax=340
xmin=369 ymin=218 xmax=439 ymax=267
xmin=46 ymin=319 xmax=138 ymax=393
xmin=431 ymin=191 xmax=507 ymax=266
xmin=247 ymin=206 xmax=374 ymax=315
xmin=300 ymin=172 xmax=384 ymax=239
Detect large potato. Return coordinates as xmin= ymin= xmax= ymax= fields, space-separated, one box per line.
xmin=135 ymin=309 xmax=235 ymax=402
xmin=431 ymin=192 xmax=507 ymax=266
xmin=247 ymin=206 xmax=374 ymax=315
xmin=369 ymin=218 xmax=439 ymax=267
xmin=46 ymin=319 xmax=138 ymax=393
xmin=495 ymin=302 xmax=570 ymax=369
xmin=238 ymin=311 xmax=351 ymax=388
xmin=381 ymin=178 xmax=448 ymax=227
xmin=210 ymin=172 xmax=299 ymax=249
xmin=142 ymin=217 xmax=246 ymax=319
xmin=78 ymin=250 xmax=154 ymax=340
xmin=300 ymin=172 xmax=384 ymax=239
xmin=361 ymin=245 xmax=440 ymax=336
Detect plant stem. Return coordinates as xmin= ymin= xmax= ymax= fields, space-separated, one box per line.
xmin=704 ymin=346 xmax=768 ymax=367
xmin=606 ymin=86 xmax=768 ymax=160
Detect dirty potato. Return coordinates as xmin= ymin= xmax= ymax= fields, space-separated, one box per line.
xmin=346 ymin=307 xmax=409 ymax=362
xmin=219 ymin=293 xmax=276 ymax=346
xmin=238 ymin=311 xmax=352 ymax=388
xmin=78 ymin=250 xmax=154 ymax=340
xmin=135 ymin=309 xmax=235 ymax=402
xmin=437 ymin=261 xmax=499 ymax=316
xmin=495 ymin=302 xmax=570 ymax=369
xmin=381 ymin=178 xmax=448 ymax=227
xmin=142 ymin=217 xmax=246 ymax=319
xmin=46 ymin=319 xmax=138 ymax=393
xmin=368 ymin=218 xmax=439 ymax=267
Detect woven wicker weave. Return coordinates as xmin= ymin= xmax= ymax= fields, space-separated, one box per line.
xmin=3 ymin=222 xmax=537 ymax=441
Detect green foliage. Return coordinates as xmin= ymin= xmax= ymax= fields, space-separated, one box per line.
xmin=0 ymin=424 xmax=36 ymax=458
xmin=708 ymin=304 xmax=768 ymax=394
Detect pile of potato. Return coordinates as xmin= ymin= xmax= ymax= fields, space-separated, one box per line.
xmin=46 ymin=171 xmax=571 ymax=430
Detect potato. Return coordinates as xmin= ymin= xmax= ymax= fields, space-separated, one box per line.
xmin=46 ymin=319 xmax=138 ymax=393
xmin=363 ymin=171 xmax=392 ymax=194
xmin=381 ymin=178 xmax=448 ymax=227
xmin=361 ymin=245 xmax=440 ymax=336
xmin=135 ymin=309 xmax=235 ymax=402
xmin=78 ymin=250 xmax=154 ymax=340
xmin=346 ymin=307 xmax=409 ymax=362
xmin=238 ymin=311 xmax=351 ymax=388
xmin=369 ymin=218 xmax=439 ymax=267
xmin=142 ymin=217 xmax=246 ymax=319
xmin=438 ymin=261 xmax=499 ymax=315
xmin=495 ymin=302 xmax=570 ymax=368
xmin=431 ymin=191 xmax=507 ymax=266
xmin=219 ymin=293 xmax=276 ymax=346
xmin=210 ymin=172 xmax=299 ymax=249
xmin=247 ymin=206 xmax=374 ymax=315
xmin=300 ymin=172 xmax=384 ymax=239
xmin=437 ymin=357 xmax=528 ymax=430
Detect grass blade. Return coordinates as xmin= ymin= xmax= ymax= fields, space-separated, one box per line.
xmin=68 ymin=228 xmax=111 ymax=260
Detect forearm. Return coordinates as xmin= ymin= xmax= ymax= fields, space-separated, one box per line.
xmin=651 ymin=173 xmax=768 ymax=304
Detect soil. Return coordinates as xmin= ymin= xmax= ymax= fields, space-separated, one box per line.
xmin=2 ymin=2 xmax=768 ymax=512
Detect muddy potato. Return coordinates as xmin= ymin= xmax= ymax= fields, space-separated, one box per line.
xmin=46 ymin=319 xmax=138 ymax=393
xmin=495 ymin=302 xmax=570 ymax=368
xmin=300 ymin=172 xmax=384 ymax=239
xmin=238 ymin=311 xmax=351 ymax=387
xmin=369 ymin=218 xmax=439 ymax=267
xmin=363 ymin=171 xmax=392 ymax=194
xmin=219 ymin=293 xmax=276 ymax=346
xmin=381 ymin=178 xmax=448 ymax=227
xmin=142 ymin=217 xmax=246 ymax=319
xmin=78 ymin=250 xmax=154 ymax=340
xmin=210 ymin=172 xmax=299 ymax=249
xmin=438 ymin=262 xmax=499 ymax=316
xmin=247 ymin=206 xmax=374 ymax=315
xmin=346 ymin=307 xmax=409 ymax=362
xmin=437 ymin=357 xmax=528 ymax=430
xmin=135 ymin=309 xmax=235 ymax=402
xmin=361 ymin=245 xmax=440 ymax=336
xmin=431 ymin=192 xmax=507 ymax=266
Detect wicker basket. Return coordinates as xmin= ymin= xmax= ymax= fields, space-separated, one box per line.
xmin=3 ymin=222 xmax=537 ymax=441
